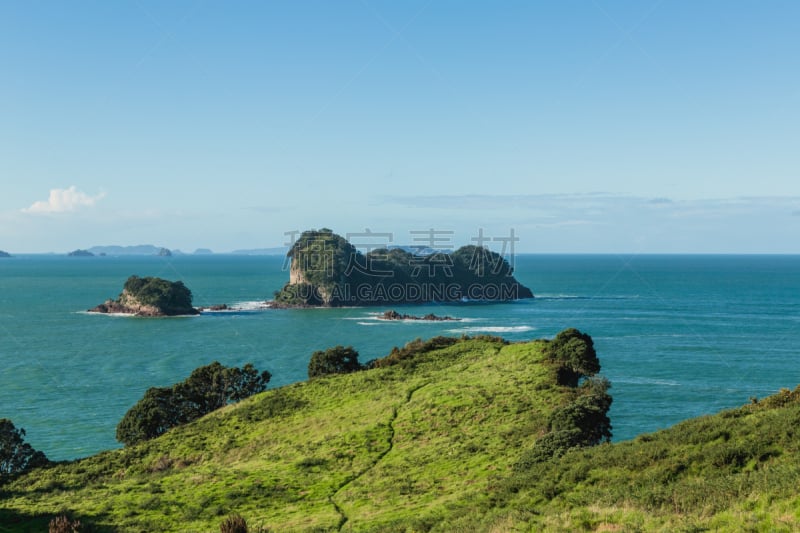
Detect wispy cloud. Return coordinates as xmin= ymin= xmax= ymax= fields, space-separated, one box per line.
xmin=381 ymin=193 xmax=800 ymax=216
xmin=22 ymin=186 xmax=106 ymax=214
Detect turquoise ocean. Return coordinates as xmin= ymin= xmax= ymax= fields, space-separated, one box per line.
xmin=1 ymin=254 xmax=799 ymax=461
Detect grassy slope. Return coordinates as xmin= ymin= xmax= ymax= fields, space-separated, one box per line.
xmin=5 ymin=336 xmax=800 ymax=532
xmin=459 ymin=387 xmax=800 ymax=532
xmin=0 ymin=338 xmax=564 ymax=532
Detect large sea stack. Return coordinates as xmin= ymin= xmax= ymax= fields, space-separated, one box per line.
xmin=273 ymin=228 xmax=533 ymax=307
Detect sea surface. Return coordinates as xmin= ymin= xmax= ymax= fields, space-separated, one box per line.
xmin=1 ymin=254 xmax=798 ymax=461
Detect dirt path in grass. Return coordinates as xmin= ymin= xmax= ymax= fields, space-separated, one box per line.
xmin=330 ymin=382 xmax=430 ymax=531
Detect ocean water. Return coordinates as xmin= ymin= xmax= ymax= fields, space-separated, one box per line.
xmin=1 ymin=254 xmax=798 ymax=461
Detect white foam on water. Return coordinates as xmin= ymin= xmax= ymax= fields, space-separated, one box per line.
xmin=445 ymin=325 xmax=535 ymax=333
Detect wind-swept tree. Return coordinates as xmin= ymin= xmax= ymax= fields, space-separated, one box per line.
xmin=308 ymin=346 xmax=362 ymax=378
xmin=0 ymin=419 xmax=49 ymax=480
xmin=116 ymin=362 xmax=271 ymax=446
xmin=547 ymin=328 xmax=600 ymax=387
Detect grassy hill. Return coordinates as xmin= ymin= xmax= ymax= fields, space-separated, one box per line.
xmin=3 ymin=334 xmax=800 ymax=532
xmin=0 ymin=337 xmax=571 ymax=531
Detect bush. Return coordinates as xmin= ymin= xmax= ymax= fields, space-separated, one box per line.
xmin=220 ymin=514 xmax=248 ymax=533
xmin=517 ymin=428 xmax=585 ymax=466
xmin=0 ymin=419 xmax=49 ymax=481
xmin=547 ymin=328 xmax=600 ymax=387
xmin=308 ymin=346 xmax=362 ymax=378
xmin=49 ymin=515 xmax=82 ymax=533
xmin=519 ymin=369 xmax=612 ymax=465
xmin=366 ymin=336 xmax=461 ymax=369
xmin=116 ymin=362 xmax=271 ymax=446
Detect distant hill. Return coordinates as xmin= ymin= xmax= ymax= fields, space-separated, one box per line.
xmin=88 ymin=245 xmax=164 ymax=256
xmin=229 ymin=247 xmax=289 ymax=255
xmin=0 ymin=250 xmax=10 ymax=258
xmin=67 ymin=249 xmax=94 ymax=257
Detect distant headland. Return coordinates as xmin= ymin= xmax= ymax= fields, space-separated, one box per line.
xmin=89 ymin=275 xmax=199 ymax=317
xmin=272 ymin=228 xmax=533 ymax=307
xmin=0 ymin=250 xmax=11 ymax=258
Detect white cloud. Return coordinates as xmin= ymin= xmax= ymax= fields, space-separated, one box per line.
xmin=23 ymin=186 xmax=106 ymax=214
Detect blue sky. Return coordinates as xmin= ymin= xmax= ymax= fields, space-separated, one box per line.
xmin=1 ymin=1 xmax=798 ymax=253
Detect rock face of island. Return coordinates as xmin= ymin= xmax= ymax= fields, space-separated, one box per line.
xmin=68 ymin=249 xmax=94 ymax=257
xmin=89 ymin=275 xmax=199 ymax=316
xmin=0 ymin=250 xmax=11 ymax=258
xmin=273 ymin=228 xmax=533 ymax=307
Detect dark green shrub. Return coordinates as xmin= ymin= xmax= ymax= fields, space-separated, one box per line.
xmin=308 ymin=346 xmax=362 ymax=378
xmin=517 ymin=428 xmax=585 ymax=466
xmin=0 ymin=419 xmax=49 ymax=480
xmin=220 ymin=514 xmax=248 ymax=533
xmin=116 ymin=362 xmax=271 ymax=446
xmin=366 ymin=336 xmax=461 ymax=369
xmin=547 ymin=328 xmax=600 ymax=387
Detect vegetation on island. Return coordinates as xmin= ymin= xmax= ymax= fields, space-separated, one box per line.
xmin=90 ymin=275 xmax=199 ymax=316
xmin=116 ymin=362 xmax=272 ymax=447
xmin=3 ymin=330 xmax=800 ymax=531
xmin=273 ymin=228 xmax=533 ymax=306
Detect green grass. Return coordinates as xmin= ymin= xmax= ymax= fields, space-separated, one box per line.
xmin=454 ymin=386 xmax=800 ymax=532
xmin=0 ymin=337 xmax=564 ymax=532
xmin=4 ymin=336 xmax=800 ymax=532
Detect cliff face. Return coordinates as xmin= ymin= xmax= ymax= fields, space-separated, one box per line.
xmin=288 ymin=261 xmax=305 ymax=285
xmin=91 ymin=291 xmax=175 ymax=317
xmin=273 ymin=229 xmax=534 ymax=307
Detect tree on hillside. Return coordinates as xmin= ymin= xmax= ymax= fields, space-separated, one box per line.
xmin=547 ymin=328 xmax=600 ymax=387
xmin=0 ymin=419 xmax=49 ymax=480
xmin=308 ymin=346 xmax=362 ymax=378
xmin=115 ymin=387 xmax=181 ymax=446
xmin=549 ymin=377 xmax=613 ymax=445
xmin=518 ymin=376 xmax=613 ymax=465
xmin=116 ymin=362 xmax=272 ymax=446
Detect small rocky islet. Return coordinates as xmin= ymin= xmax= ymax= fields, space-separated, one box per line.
xmin=89 ymin=275 xmax=199 ymax=317
xmin=378 ymin=310 xmax=460 ymax=321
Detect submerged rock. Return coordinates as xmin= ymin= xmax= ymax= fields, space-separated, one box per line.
xmin=380 ymin=310 xmax=460 ymax=321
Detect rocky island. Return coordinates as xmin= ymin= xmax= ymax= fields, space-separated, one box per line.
xmin=379 ymin=310 xmax=460 ymax=321
xmin=89 ymin=275 xmax=199 ymax=316
xmin=273 ymin=228 xmax=533 ymax=307
xmin=68 ymin=249 xmax=94 ymax=257
xmin=0 ymin=250 xmax=10 ymax=258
